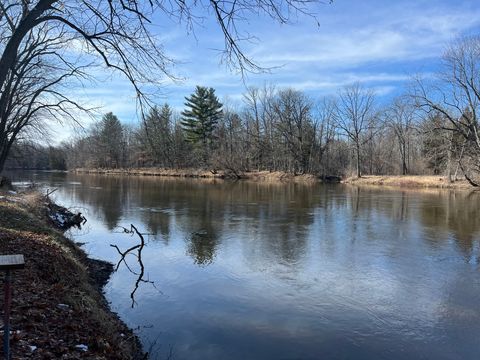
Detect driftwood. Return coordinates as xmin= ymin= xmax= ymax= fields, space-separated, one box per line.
xmin=46 ymin=194 xmax=87 ymax=230
xmin=111 ymin=225 xmax=157 ymax=307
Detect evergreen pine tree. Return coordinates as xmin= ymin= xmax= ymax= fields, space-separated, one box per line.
xmin=181 ymin=86 xmax=223 ymax=164
xmin=98 ymin=112 xmax=124 ymax=168
xmin=142 ymin=104 xmax=173 ymax=166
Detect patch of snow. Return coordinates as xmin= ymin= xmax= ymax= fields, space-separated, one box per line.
xmin=49 ymin=213 xmax=66 ymax=225
xmin=28 ymin=345 xmax=37 ymax=352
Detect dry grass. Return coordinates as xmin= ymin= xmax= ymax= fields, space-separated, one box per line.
xmin=243 ymin=171 xmax=318 ymax=183
xmin=75 ymin=167 xmax=226 ymax=178
xmin=74 ymin=168 xmax=321 ymax=183
xmin=342 ymin=175 xmax=473 ymax=190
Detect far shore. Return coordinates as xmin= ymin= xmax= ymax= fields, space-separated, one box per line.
xmin=342 ymin=175 xmax=474 ymax=190
xmin=72 ymin=168 xmax=342 ymax=184
xmin=75 ymin=169 xmax=477 ymax=190
xmin=7 ymin=168 xmax=476 ymax=190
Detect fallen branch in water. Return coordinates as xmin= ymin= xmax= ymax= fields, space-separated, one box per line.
xmin=45 ymin=188 xmax=58 ymax=199
xmin=111 ymin=224 xmax=158 ymax=307
xmin=45 ymin=197 xmax=87 ymax=230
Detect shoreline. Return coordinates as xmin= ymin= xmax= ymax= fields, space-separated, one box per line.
xmin=0 ymin=190 xmax=144 ymax=359
xmin=342 ymin=175 xmax=473 ymax=190
xmin=72 ymin=168 xmax=341 ymax=183
xmin=5 ymin=169 xmax=477 ymax=190
xmin=72 ymin=168 xmax=476 ymax=190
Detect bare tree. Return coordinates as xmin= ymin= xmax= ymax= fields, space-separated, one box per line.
xmin=243 ymin=86 xmax=264 ymax=170
xmin=312 ymin=97 xmax=336 ymax=176
xmin=385 ymin=97 xmax=417 ymax=175
xmin=272 ymin=89 xmax=314 ymax=174
xmin=213 ymin=108 xmax=247 ymax=177
xmin=334 ymin=83 xmax=376 ymax=177
xmin=414 ymin=36 xmax=480 ymax=185
xmin=242 ymin=84 xmax=277 ymax=171
xmin=0 ymin=21 xmax=89 ymax=173
xmin=420 ymin=111 xmax=451 ymax=175
xmin=0 ymin=0 xmax=328 ymax=175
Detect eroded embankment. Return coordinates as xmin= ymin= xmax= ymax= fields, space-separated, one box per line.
xmin=73 ymin=168 xmax=341 ymax=184
xmin=0 ymin=190 xmax=144 ymax=359
xmin=73 ymin=168 xmax=480 ymax=190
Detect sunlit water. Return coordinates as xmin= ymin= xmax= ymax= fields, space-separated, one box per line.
xmin=6 ymin=171 xmax=480 ymax=360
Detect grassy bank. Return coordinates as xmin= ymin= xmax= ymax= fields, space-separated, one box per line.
xmin=0 ymin=190 xmax=144 ymax=359
xmin=73 ymin=168 xmax=336 ymax=183
xmin=342 ymin=175 xmax=472 ymax=190
xmin=73 ymin=168 xmax=478 ymax=190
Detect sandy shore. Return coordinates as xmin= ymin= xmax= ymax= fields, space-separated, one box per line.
xmin=342 ymin=175 xmax=473 ymax=190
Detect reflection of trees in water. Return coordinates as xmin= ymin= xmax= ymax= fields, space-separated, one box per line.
xmin=138 ymin=179 xmax=321 ymax=267
xmin=142 ymin=212 xmax=171 ymax=242
xmin=345 ymin=186 xmax=480 ymax=260
xmin=134 ymin=179 xmax=174 ymax=241
xmin=182 ymin=189 xmax=220 ymax=266
xmin=64 ymin=175 xmax=331 ymax=267
xmin=69 ymin=174 xmax=127 ymax=230
xmin=419 ymin=190 xmax=480 ymax=258
xmin=187 ymin=231 xmax=218 ymax=266
xmin=261 ymin=185 xmax=316 ymax=265
xmin=224 ymin=182 xmax=323 ymax=267
xmin=63 ymin=172 xmax=480 ymax=267
xmin=120 ymin=178 xmax=323 ymax=267
xmin=345 ymin=186 xmax=410 ymax=222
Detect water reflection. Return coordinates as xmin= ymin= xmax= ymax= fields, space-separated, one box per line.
xmin=63 ymin=174 xmax=326 ymax=267
xmin=45 ymin=173 xmax=480 ymax=264
xmin=6 ymin=171 xmax=480 ymax=360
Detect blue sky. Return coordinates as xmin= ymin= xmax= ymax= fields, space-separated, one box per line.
xmin=55 ymin=0 xmax=480 ymax=141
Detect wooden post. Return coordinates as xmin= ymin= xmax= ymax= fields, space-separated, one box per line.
xmin=0 ymin=255 xmax=25 ymax=360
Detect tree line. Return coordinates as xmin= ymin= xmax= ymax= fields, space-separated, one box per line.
xmin=0 ymin=90 xmax=461 ymax=181
xmin=5 ymin=36 xmax=480 ymax=183
xmin=2 ymin=0 xmax=479 ymax=184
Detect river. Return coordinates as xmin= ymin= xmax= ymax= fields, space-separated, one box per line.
xmin=6 ymin=171 xmax=480 ymax=360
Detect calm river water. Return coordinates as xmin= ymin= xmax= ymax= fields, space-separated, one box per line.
xmin=7 ymin=171 xmax=480 ymax=360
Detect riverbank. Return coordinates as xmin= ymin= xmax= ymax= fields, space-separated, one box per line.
xmin=342 ymin=175 xmax=472 ymax=189
xmin=0 ymin=190 xmax=144 ymax=359
xmin=73 ymin=168 xmax=478 ymax=190
xmin=73 ymin=168 xmax=341 ymax=183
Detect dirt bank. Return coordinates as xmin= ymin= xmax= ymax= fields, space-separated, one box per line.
xmin=342 ymin=175 xmax=473 ymax=190
xmin=0 ymin=190 xmax=144 ymax=359
xmin=73 ymin=168 xmax=341 ymax=184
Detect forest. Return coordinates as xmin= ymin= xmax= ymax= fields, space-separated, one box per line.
xmin=1 ymin=0 xmax=479 ymax=185
xmin=5 ymin=66 xmax=479 ymax=184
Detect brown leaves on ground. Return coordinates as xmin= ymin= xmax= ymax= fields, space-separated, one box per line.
xmin=0 ymin=193 xmax=143 ymax=359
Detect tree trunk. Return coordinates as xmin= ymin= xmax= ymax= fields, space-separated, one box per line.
xmin=356 ymin=142 xmax=361 ymax=178
xmin=402 ymin=143 xmax=407 ymax=175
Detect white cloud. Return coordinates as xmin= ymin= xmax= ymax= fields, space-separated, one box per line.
xmin=45 ymin=0 xmax=480 ymax=143
xmin=249 ymin=7 xmax=480 ymax=69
